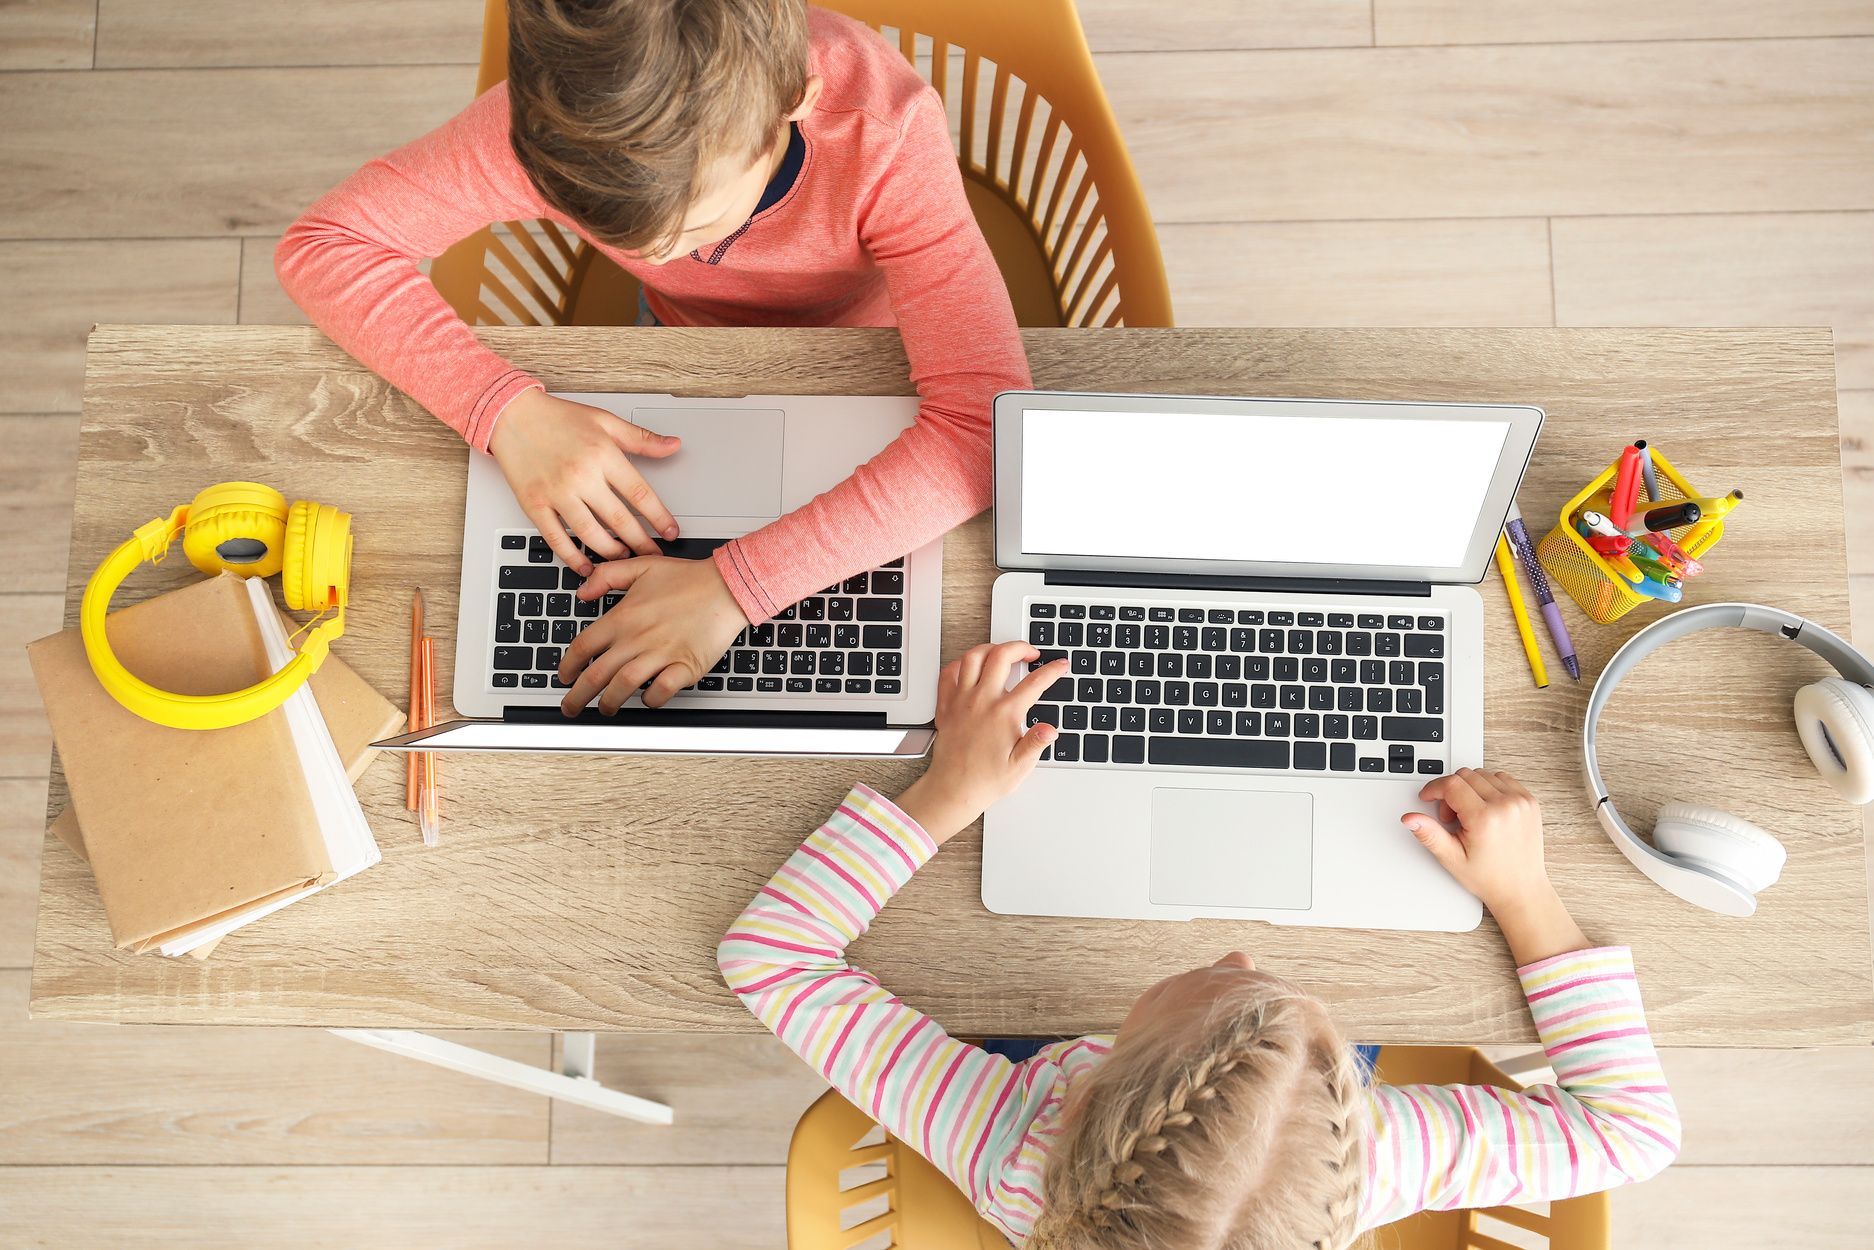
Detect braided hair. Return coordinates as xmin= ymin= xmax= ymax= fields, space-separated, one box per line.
xmin=1029 ymin=973 xmax=1366 ymax=1250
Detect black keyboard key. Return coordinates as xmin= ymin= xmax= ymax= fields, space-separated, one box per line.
xmin=1028 ymin=704 xmax=1061 ymax=728
xmin=501 ymin=534 xmax=526 ymax=550
xmin=1316 ymin=631 xmax=1342 ymax=655
xmin=789 ymin=598 xmax=821 ymax=621
xmin=1245 ymin=656 xmax=1270 ymax=681
xmin=1063 ymin=706 xmax=1088 ymax=730
xmin=775 ymin=604 xmax=797 ymax=622
xmin=1419 ymin=758 xmax=1444 ymax=774
xmin=1089 ymin=623 xmax=1112 ymax=648
xmin=1259 ymin=629 xmax=1285 ymax=653
xmin=523 ymin=619 xmax=548 ymax=643
xmin=871 ymin=571 xmax=904 ymax=595
xmin=1382 ymin=716 xmax=1444 ymax=742
xmin=1136 ymin=680 xmax=1161 ymax=704
xmin=1060 ymin=604 xmax=1087 ymax=619
xmin=1158 ymin=653 xmax=1183 ymax=678
xmin=1421 ymin=662 xmax=1444 ymax=714
xmin=1222 ymin=682 xmax=1247 ymax=707
xmin=1107 ymin=678 xmax=1133 ymax=703
xmin=1043 ymin=675 xmax=1073 ymax=700
xmin=1303 ymin=657 xmax=1327 ymax=682
xmin=882 ymin=557 xmax=904 ymax=568
xmin=1173 ymin=626 xmax=1198 ymax=650
xmin=1354 ymin=715 xmax=1378 ymax=739
xmin=1164 ymin=681 xmax=1191 ymax=706
xmin=1236 ymin=711 xmax=1261 ymax=736
xmin=876 ymin=654 xmax=901 ymax=676
xmin=842 ymin=573 xmax=869 ymax=594
xmin=761 ymin=650 xmax=787 ymax=674
xmin=697 ymin=676 xmax=725 ymax=691
xmin=1251 ymin=684 xmax=1276 ymax=708
xmin=1338 ymin=687 xmax=1363 ymax=711
xmin=1073 ymin=651 xmax=1098 ymax=675
xmin=847 ymin=652 xmax=872 ymax=676
xmin=757 ymin=677 xmax=782 ymax=692
xmin=1216 ymin=656 xmax=1241 ymax=680
xmin=728 ymin=677 xmax=754 ymax=690
xmin=1029 ymin=602 xmax=1056 ymax=618
xmin=1230 ymin=628 xmax=1256 ymax=652
xmin=1119 ymin=606 xmax=1145 ymax=621
xmin=1265 ymin=712 xmax=1290 ymax=736
xmin=1294 ymin=742 xmax=1326 ymax=770
xmin=522 ymin=672 xmax=548 ymax=687
xmin=875 ymin=680 xmax=902 ymax=694
xmin=828 ymin=597 xmax=855 ymax=620
xmin=561 ymin=566 xmax=584 ymax=590
xmin=804 ymin=624 xmax=831 ymax=648
xmin=1279 ymin=685 xmax=1305 ymax=709
xmin=1052 ymin=733 xmax=1081 ymax=762
xmin=1149 ymin=607 xmax=1174 ymax=621
xmin=733 ymin=651 xmax=759 ymax=674
xmin=1295 ymin=713 xmax=1319 ymax=738
xmin=1115 ymin=624 xmax=1140 ymax=648
xmin=1112 ymin=734 xmax=1146 ymax=763
xmin=1029 ymin=621 xmax=1054 ymax=647
xmin=1205 ymin=609 xmax=1231 ymax=624
xmin=820 ymin=652 xmax=846 ymax=676
xmin=1150 ymin=708 xmax=1175 ymax=733
xmin=494 ymin=646 xmax=533 ymax=670
xmin=1418 ymin=616 xmax=1444 ymax=631
xmin=1367 ymin=688 xmax=1393 ymax=713
xmin=1268 ymin=611 xmax=1295 ymax=626
xmin=1396 ymin=689 xmax=1423 ymax=714
xmin=603 ymin=592 xmax=624 ymax=612
xmin=1078 ymin=677 xmax=1103 ymax=702
xmin=1389 ymin=744 xmax=1415 ymax=773
xmin=1404 ymin=633 xmax=1445 ymax=658
xmin=1388 ymin=615 xmax=1414 ymax=630
xmin=1101 ymin=651 xmax=1126 ymax=676
xmin=1175 ymin=608 xmax=1202 ymax=623
xmin=1178 ymin=709 xmax=1203 ymax=734
xmin=496 ymin=619 xmax=521 ymax=643
xmin=1149 ymin=737 xmax=1289 ymax=769
xmin=1092 ymin=706 xmax=1117 ymax=731
xmin=1206 ymin=710 xmax=1232 ymax=735
xmin=1358 ymin=614 xmax=1384 ymax=629
xmin=1330 ymin=742 xmax=1356 ymax=771
xmin=527 ymin=538 xmax=553 ymax=564
xmin=1346 ymin=631 xmax=1372 ymax=656
xmin=1187 ymin=655 xmax=1212 ymax=680
xmin=1331 ymin=659 xmax=1355 ymax=683
xmin=1193 ymin=682 xmax=1219 ymax=706
xmin=1308 ymin=686 xmax=1334 ymax=711
xmin=1375 ymin=632 xmax=1401 ymax=657
xmin=1090 ymin=605 xmax=1115 ymax=620
xmin=844 ymin=678 xmax=871 ymax=693
xmin=496 ymin=592 xmax=517 ymax=622
xmin=1237 ymin=610 xmax=1264 ymax=625
xmin=1324 ymin=714 xmax=1348 ymax=738
xmin=1121 ymin=653 xmax=1146 ymax=679
xmin=493 ymin=672 xmax=518 ymax=687
xmin=787 ymin=678 xmax=812 ymax=692
xmin=1058 ymin=622 xmax=1084 ymax=647
xmin=790 ymin=651 xmax=816 ymax=675
xmin=1361 ymin=659 xmax=1385 ymax=684
xmin=534 ymin=646 xmax=562 ymax=670
xmin=552 ymin=620 xmax=577 ymax=643
xmin=777 ymin=624 xmax=803 ymax=647
xmin=1390 ymin=660 xmax=1414 ymax=685
xmin=854 ymin=624 xmax=894 ymax=648
xmin=1299 ymin=612 xmax=1323 ymax=626
xmin=1359 ymin=756 xmax=1385 ymax=772
xmin=544 ymin=593 xmax=570 ymax=617
xmin=1146 ymin=625 xmax=1169 ymax=650
xmin=517 ymin=592 xmax=544 ymax=616
xmin=1328 ymin=613 xmax=1354 ymax=628
xmin=1121 ymin=707 xmax=1145 ymax=733
xmin=574 ymin=597 xmax=600 ymax=618
xmin=1288 ymin=630 xmax=1314 ymax=654
xmin=1275 ymin=657 xmax=1299 ymax=681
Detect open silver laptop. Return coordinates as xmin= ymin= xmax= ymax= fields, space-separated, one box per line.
xmin=382 ymin=393 xmax=940 ymax=759
xmin=981 ymin=391 xmax=1543 ymax=931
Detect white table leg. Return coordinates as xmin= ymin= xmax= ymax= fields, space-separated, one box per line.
xmin=330 ymin=1029 xmax=673 ymax=1124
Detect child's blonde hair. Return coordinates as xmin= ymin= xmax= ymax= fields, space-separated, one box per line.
xmin=1031 ymin=973 xmax=1367 ymax=1250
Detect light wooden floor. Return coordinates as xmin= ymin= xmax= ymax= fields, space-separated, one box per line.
xmin=2 ymin=2 xmax=1871 ymax=1245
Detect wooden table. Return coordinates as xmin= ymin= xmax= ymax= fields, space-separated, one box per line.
xmin=32 ymin=324 xmax=1872 ymax=1047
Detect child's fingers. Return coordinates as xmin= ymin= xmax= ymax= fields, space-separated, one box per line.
xmin=1453 ymin=767 xmax=1503 ymax=801
xmin=640 ymin=658 xmax=696 ymax=709
xmin=1491 ymin=771 xmax=1536 ymax=800
xmin=603 ymin=464 xmax=679 ymax=548
xmin=954 ymin=643 xmax=991 ymax=691
xmin=575 ymin=556 xmax=656 ymax=597
xmin=933 ymin=659 xmax=961 ymax=718
xmin=531 ymin=510 xmax=590 ymax=576
xmin=1008 ymin=657 xmax=1070 ymax=709
xmin=1423 ymin=772 xmax=1489 ymax=824
xmin=1402 ymin=811 xmax=1467 ymax=874
xmin=1011 ymin=721 xmax=1057 ymax=771
xmin=605 ymin=418 xmax=682 ymax=460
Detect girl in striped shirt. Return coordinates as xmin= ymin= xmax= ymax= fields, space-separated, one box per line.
xmin=719 ymin=642 xmax=1680 ymax=1247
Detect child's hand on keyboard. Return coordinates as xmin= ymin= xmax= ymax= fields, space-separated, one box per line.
xmin=489 ymin=390 xmax=683 ymax=573
xmin=1404 ymin=769 xmax=1590 ymax=965
xmin=557 ymin=555 xmax=749 ymax=712
xmin=894 ymin=642 xmax=1068 ymax=845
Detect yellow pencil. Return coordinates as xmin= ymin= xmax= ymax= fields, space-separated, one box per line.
xmin=1495 ymin=533 xmax=1549 ymax=689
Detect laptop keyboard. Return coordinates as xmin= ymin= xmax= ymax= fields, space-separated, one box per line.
xmin=489 ymin=533 xmax=907 ymax=696
xmin=1022 ymin=600 xmax=1448 ymax=775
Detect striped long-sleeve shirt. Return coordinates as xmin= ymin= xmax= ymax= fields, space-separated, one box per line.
xmin=718 ymin=786 xmax=1681 ymax=1242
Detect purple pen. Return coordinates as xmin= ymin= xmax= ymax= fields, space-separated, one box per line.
xmin=1504 ymin=502 xmax=1580 ymax=682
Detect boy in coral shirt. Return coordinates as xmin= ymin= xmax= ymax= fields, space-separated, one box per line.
xmin=278 ymin=0 xmax=1029 ymax=711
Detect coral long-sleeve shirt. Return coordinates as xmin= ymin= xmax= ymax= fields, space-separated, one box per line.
xmin=276 ymin=7 xmax=1029 ymax=624
xmin=718 ymin=786 xmax=1681 ymax=1242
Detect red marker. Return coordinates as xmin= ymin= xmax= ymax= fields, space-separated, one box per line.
xmin=1609 ymin=444 xmax=1644 ymax=530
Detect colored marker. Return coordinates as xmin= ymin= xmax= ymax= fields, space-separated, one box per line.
xmin=1609 ymin=445 xmax=1645 ymax=530
xmin=1505 ymin=503 xmax=1579 ymax=682
xmin=1672 ymin=489 xmax=1744 ymax=520
xmin=1638 ymin=529 xmax=1702 ymax=577
xmin=1635 ymin=439 xmax=1660 ymax=502
xmin=1577 ymin=510 xmax=1633 ymax=557
xmin=1621 ymin=501 xmax=1702 ymax=535
xmin=1627 ymin=574 xmax=1683 ymax=603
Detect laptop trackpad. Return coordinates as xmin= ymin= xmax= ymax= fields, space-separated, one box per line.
xmin=1149 ymin=788 xmax=1313 ymax=910
xmin=628 ymin=407 xmax=785 ymax=519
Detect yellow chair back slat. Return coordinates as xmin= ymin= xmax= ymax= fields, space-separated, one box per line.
xmin=429 ymin=0 xmax=1172 ymax=330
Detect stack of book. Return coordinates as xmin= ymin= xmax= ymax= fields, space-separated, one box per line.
xmin=28 ymin=572 xmax=402 ymax=957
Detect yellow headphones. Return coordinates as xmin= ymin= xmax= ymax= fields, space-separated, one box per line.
xmin=82 ymin=482 xmax=353 ymax=730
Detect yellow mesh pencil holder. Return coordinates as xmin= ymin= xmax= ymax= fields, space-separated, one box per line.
xmin=1535 ymin=448 xmax=1724 ymax=624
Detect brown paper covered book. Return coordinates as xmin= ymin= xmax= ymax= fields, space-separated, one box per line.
xmin=28 ymin=573 xmax=402 ymax=951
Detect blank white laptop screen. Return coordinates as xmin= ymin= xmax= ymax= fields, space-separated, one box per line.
xmin=1020 ymin=410 xmax=1512 ymax=568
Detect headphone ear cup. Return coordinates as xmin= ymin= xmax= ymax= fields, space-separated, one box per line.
xmin=181 ymin=482 xmax=288 ymax=578
xmin=1794 ymin=677 xmax=1874 ymax=805
xmin=1652 ymin=801 xmax=1787 ymax=895
xmin=281 ymin=500 xmax=351 ymax=613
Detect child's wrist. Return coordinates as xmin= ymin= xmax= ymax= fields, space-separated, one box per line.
xmin=893 ymin=775 xmax=979 ymax=846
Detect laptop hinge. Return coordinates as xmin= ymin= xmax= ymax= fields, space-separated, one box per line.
xmin=503 ymin=706 xmax=890 ymax=729
xmin=1042 ymin=570 xmax=1433 ymax=598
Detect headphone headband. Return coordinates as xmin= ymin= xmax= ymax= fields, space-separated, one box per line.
xmin=1582 ymin=602 xmax=1872 ymax=916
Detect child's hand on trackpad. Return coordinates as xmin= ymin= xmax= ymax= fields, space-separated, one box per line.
xmin=557 ymin=556 xmax=749 ymax=712
xmin=488 ymin=390 xmax=683 ymax=573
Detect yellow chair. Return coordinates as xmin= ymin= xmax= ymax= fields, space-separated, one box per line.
xmin=784 ymin=1048 xmax=1612 ymax=1250
xmin=428 ymin=0 xmax=1172 ymax=330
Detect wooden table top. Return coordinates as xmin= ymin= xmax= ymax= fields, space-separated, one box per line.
xmin=32 ymin=324 xmax=1872 ymax=1046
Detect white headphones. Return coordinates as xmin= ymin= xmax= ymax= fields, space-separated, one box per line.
xmin=1584 ymin=602 xmax=1874 ymax=917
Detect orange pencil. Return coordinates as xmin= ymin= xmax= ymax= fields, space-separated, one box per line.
xmin=406 ymin=588 xmax=425 ymax=809
xmin=417 ymin=636 xmax=439 ymax=846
